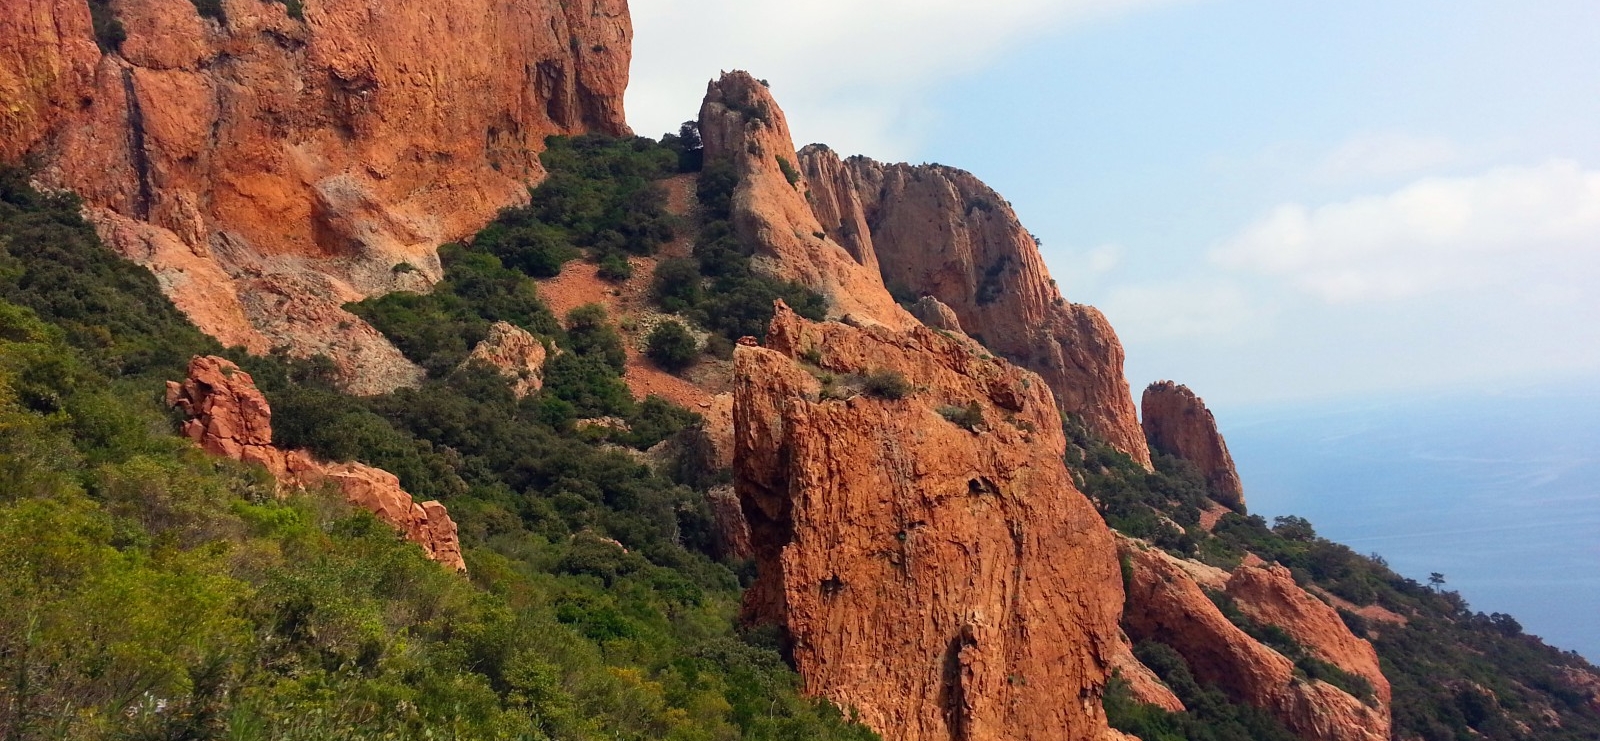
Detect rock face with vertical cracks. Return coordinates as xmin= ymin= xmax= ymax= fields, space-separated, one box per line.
xmin=697 ymin=72 xmax=913 ymax=330
xmin=733 ymin=301 xmax=1125 ymax=741
xmin=167 ymin=355 xmax=465 ymax=571
xmin=1141 ymin=381 xmax=1244 ymax=508
xmin=1119 ymin=537 xmax=1389 ymax=741
xmin=798 ymin=144 xmax=1150 ymax=468
xmin=3 ymin=0 xmax=630 ymax=393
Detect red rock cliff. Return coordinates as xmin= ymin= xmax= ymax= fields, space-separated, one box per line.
xmin=167 ymin=355 xmax=466 ymax=571
xmin=3 ymin=0 xmax=629 ymax=393
xmin=1141 ymin=381 xmax=1244 ymax=508
xmin=1119 ymin=538 xmax=1388 ymax=741
xmin=698 ymin=72 xmax=912 ymax=330
xmin=734 ymin=302 xmax=1124 ymax=741
xmin=799 ymin=145 xmax=1151 ymax=468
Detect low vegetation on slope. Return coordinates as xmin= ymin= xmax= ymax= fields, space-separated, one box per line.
xmin=1066 ymin=419 xmax=1600 ymax=741
xmin=0 ymin=166 xmax=878 ymax=739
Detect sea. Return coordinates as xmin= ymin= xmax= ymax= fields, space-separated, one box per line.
xmin=1219 ymin=383 xmax=1600 ymax=662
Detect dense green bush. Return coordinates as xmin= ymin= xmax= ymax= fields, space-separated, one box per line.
xmin=0 ymin=167 xmax=220 ymax=380
xmin=646 ymin=319 xmax=698 ymax=371
xmin=563 ymin=303 xmax=627 ymax=372
xmin=347 ymin=244 xmax=559 ymax=377
xmin=863 ymin=369 xmax=912 ymax=400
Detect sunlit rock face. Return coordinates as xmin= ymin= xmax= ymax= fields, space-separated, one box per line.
xmin=5 ymin=0 xmax=630 ymax=392
xmin=733 ymin=302 xmax=1126 ymax=741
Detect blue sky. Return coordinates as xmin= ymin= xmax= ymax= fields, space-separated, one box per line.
xmin=628 ymin=0 xmax=1600 ymax=408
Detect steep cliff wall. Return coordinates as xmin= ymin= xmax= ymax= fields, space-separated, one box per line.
xmin=1141 ymin=381 xmax=1244 ymax=508
xmin=733 ymin=302 xmax=1124 ymax=741
xmin=798 ymin=145 xmax=1151 ymax=468
xmin=3 ymin=0 xmax=629 ymax=392
xmin=697 ymin=72 xmax=912 ymax=330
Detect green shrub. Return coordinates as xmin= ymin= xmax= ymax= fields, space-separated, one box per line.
xmin=346 ymin=244 xmax=558 ymax=377
xmin=777 ymin=156 xmax=802 ymax=188
xmin=651 ymin=258 xmax=703 ymax=312
xmin=863 ymin=369 xmax=911 ymax=400
xmin=646 ymin=319 xmax=698 ymax=371
xmin=939 ymin=402 xmax=983 ymax=431
xmin=87 ymin=0 xmax=125 ymax=50
xmin=596 ymin=250 xmax=633 ymax=282
xmin=564 ymin=303 xmax=627 ymax=372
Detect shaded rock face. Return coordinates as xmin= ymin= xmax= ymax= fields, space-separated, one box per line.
xmin=798 ymin=145 xmax=1150 ymax=468
xmin=733 ymin=302 xmax=1124 ymax=741
xmin=1141 ymin=381 xmax=1243 ymax=508
xmin=6 ymin=0 xmax=630 ymax=393
xmin=466 ymin=321 xmax=548 ymax=398
xmin=1119 ymin=538 xmax=1388 ymax=741
xmin=697 ymin=72 xmax=912 ymax=330
xmin=167 ymin=356 xmax=465 ymax=571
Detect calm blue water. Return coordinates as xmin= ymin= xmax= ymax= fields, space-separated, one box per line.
xmin=1220 ymin=386 xmax=1600 ymax=661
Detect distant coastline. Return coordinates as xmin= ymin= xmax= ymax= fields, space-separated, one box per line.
xmin=1222 ymin=384 xmax=1600 ymax=661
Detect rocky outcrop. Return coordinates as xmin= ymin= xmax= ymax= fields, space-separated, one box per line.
xmin=1142 ymin=381 xmax=1243 ymax=508
xmin=1226 ymin=563 xmax=1391 ymax=707
xmin=798 ymin=146 xmax=1150 ymax=468
xmin=465 ymin=321 xmax=548 ymax=398
xmin=733 ymin=301 xmax=1124 ymax=741
xmin=1119 ymin=538 xmax=1388 ymax=741
xmin=1558 ymin=667 xmax=1600 ymax=713
xmin=698 ymin=72 xmax=912 ymax=330
xmin=6 ymin=0 xmax=630 ymax=392
xmin=167 ymin=356 xmax=465 ymax=571
xmin=909 ymin=295 xmax=963 ymax=333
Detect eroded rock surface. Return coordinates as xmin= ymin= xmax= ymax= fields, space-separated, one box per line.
xmin=7 ymin=0 xmax=630 ymax=392
xmin=1119 ymin=538 xmax=1388 ymax=741
xmin=1226 ymin=563 xmax=1391 ymax=707
xmin=466 ymin=321 xmax=548 ymax=398
xmin=168 ymin=356 xmax=465 ymax=571
xmin=734 ymin=302 xmax=1123 ymax=741
xmin=1142 ymin=381 xmax=1244 ymax=508
xmin=798 ymin=145 xmax=1150 ymax=468
xmin=698 ymin=72 xmax=911 ymax=330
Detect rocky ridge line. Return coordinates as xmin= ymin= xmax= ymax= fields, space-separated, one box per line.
xmin=697 ymin=71 xmax=914 ymax=330
xmin=797 ymin=145 xmax=1151 ymax=468
xmin=167 ymin=355 xmax=465 ymax=571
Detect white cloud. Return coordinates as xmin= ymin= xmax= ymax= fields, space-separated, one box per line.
xmin=1212 ymin=160 xmax=1600 ymax=302
xmin=626 ymin=0 xmax=1188 ymax=158
xmin=1317 ymin=132 xmax=1461 ymax=180
xmin=1099 ymin=280 xmax=1264 ymax=343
